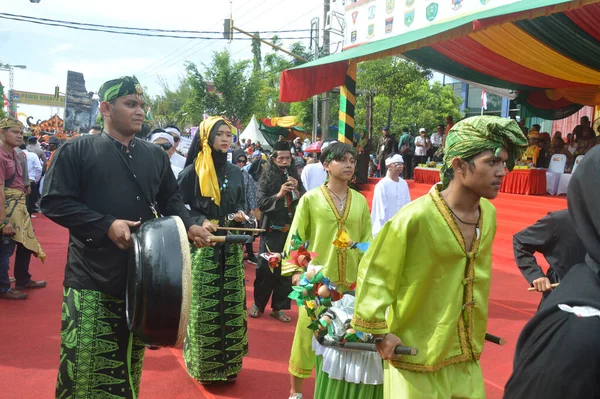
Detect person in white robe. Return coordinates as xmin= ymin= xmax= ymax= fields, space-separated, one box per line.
xmin=300 ymin=141 xmax=336 ymax=191
xmin=371 ymin=154 xmax=411 ymax=237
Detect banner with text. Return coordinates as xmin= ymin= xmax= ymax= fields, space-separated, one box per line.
xmin=343 ymin=0 xmax=522 ymax=50
xmin=10 ymin=90 xmax=66 ymax=107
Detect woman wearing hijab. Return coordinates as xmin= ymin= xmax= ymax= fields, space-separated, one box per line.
xmin=178 ymin=116 xmax=249 ymax=384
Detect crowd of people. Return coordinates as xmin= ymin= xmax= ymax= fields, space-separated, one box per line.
xmin=518 ymin=115 xmax=599 ymax=171
xmin=1 ymin=73 xmax=598 ymax=399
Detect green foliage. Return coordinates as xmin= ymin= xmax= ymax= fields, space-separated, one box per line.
xmin=204 ymin=50 xmax=259 ymax=126
xmin=181 ymin=62 xmax=206 ymax=125
xmin=0 ymin=107 xmax=6 ymax=120
xmin=354 ymin=56 xmax=462 ymax=140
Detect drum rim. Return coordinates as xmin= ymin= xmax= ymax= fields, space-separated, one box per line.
xmin=173 ymin=216 xmax=192 ymax=348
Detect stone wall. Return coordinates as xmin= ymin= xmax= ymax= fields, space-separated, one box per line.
xmin=64 ymin=71 xmax=98 ymax=132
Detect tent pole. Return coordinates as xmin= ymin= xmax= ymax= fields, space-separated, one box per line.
xmin=338 ymin=60 xmax=357 ymax=145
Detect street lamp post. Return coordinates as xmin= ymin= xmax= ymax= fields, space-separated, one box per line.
xmin=0 ymin=63 xmax=27 ymax=115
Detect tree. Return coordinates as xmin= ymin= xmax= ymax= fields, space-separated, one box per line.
xmin=353 ymin=57 xmax=462 ymax=140
xmin=147 ymin=76 xmax=193 ymax=128
xmin=204 ymin=50 xmax=259 ymax=126
xmin=181 ymin=61 xmax=207 ymax=125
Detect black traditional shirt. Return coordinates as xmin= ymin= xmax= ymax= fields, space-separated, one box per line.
xmin=257 ymin=165 xmax=305 ymax=231
xmin=177 ymin=161 xmax=245 ymax=227
xmin=513 ymin=210 xmax=585 ymax=285
xmin=41 ymin=132 xmax=193 ymax=296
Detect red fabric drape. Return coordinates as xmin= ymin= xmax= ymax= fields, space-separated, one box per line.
xmin=566 ymin=3 xmax=600 ymax=41
xmin=431 ymin=36 xmax=582 ymax=89
xmin=525 ymin=90 xmax=579 ymax=109
xmin=279 ymin=61 xmax=348 ymax=103
xmin=500 ymin=169 xmax=547 ymax=195
xmin=551 ymin=106 xmax=595 ymax=139
xmin=413 ymin=167 xmax=441 ymax=185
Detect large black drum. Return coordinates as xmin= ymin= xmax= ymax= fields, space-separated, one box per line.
xmin=126 ymin=216 xmax=192 ymax=347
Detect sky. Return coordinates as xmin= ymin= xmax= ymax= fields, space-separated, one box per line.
xmin=1 ymin=0 xmax=345 ymax=122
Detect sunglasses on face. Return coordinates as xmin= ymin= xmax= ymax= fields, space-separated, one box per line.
xmin=236 ymin=159 xmax=247 ymax=164
xmin=155 ymin=142 xmax=173 ymax=151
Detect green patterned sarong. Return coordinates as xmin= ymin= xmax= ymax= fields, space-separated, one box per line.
xmin=55 ymin=287 xmax=146 ymax=399
xmin=183 ymin=244 xmax=248 ymax=381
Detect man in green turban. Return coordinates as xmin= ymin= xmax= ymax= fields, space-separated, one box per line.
xmin=42 ymin=76 xmax=212 ymax=398
xmin=353 ymin=116 xmax=527 ymax=398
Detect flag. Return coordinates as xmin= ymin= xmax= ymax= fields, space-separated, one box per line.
xmin=481 ymin=90 xmax=488 ymax=110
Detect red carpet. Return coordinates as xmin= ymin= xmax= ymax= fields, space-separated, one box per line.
xmin=0 ymin=183 xmax=567 ymax=398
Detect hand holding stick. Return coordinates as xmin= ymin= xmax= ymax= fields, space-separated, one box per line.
xmin=528 ymin=283 xmax=559 ymax=292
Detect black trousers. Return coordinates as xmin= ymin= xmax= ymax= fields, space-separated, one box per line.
xmin=253 ymin=231 xmax=292 ymax=312
xmin=379 ymin=158 xmax=387 ymax=177
xmin=27 ymin=181 xmax=39 ymax=214
xmin=402 ymin=155 xmax=414 ymax=179
xmin=244 ymin=242 xmax=255 ymax=258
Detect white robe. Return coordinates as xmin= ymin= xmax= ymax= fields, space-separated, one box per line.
xmin=171 ymin=152 xmax=186 ymax=170
xmin=370 ymin=176 xmax=411 ymax=237
xmin=301 ymin=162 xmax=328 ymax=191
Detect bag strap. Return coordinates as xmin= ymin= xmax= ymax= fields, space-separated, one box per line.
xmin=4 ymin=151 xmax=18 ymax=188
xmin=101 ymin=133 xmax=159 ymax=218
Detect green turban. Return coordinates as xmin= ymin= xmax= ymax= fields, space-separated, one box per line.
xmin=441 ymin=116 xmax=528 ymax=189
xmin=0 ymin=116 xmax=24 ymax=130
xmin=98 ymin=76 xmax=144 ymax=102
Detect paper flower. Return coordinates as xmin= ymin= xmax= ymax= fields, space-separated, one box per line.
xmin=333 ymin=229 xmax=353 ymax=248
xmin=260 ymin=249 xmax=282 ymax=273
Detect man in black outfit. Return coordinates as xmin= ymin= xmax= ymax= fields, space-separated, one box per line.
xmin=42 ymin=76 xmax=211 ymax=398
xmin=377 ymin=127 xmax=398 ymax=177
xmin=513 ymin=209 xmax=585 ymax=306
xmin=249 ymin=140 xmax=305 ymax=323
xmin=504 ymin=145 xmax=600 ymax=399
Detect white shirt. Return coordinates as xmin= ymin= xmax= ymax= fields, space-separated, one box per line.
xmin=301 ymin=162 xmax=328 ymax=191
xmin=430 ymin=133 xmax=442 ymax=148
xmin=170 ymin=152 xmax=186 ymax=170
xmin=25 ymin=150 xmax=43 ymax=182
xmin=415 ymin=136 xmax=428 ymax=156
xmin=171 ymin=164 xmax=183 ymax=178
xmin=371 ymin=176 xmax=411 ymax=237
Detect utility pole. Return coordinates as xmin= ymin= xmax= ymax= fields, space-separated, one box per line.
xmin=320 ymin=0 xmax=331 ymax=140
xmin=310 ymin=18 xmax=320 ymax=142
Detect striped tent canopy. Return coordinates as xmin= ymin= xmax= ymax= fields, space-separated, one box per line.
xmin=280 ymin=0 xmax=600 ymax=119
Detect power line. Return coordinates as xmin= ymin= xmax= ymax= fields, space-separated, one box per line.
xmin=0 ymin=12 xmax=311 ymax=34
xmin=230 ymin=2 xmax=323 ymax=59
xmin=0 ymin=15 xmax=310 ymax=40
xmin=139 ymin=0 xmax=309 ymax=78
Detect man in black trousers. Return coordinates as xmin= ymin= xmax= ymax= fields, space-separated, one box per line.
xmin=249 ymin=140 xmax=305 ymax=323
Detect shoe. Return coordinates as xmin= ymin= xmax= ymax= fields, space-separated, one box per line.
xmin=30 ymin=215 xmax=36 ymax=218
xmin=146 ymin=345 xmax=160 ymax=350
xmin=0 ymin=289 xmax=28 ymax=300
xmin=289 ymin=394 xmax=303 ymax=399
xmin=15 ymin=280 xmax=47 ymax=290
xmin=246 ymin=255 xmax=258 ymax=264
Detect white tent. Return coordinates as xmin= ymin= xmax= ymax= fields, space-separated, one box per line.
xmin=240 ymin=115 xmax=271 ymax=150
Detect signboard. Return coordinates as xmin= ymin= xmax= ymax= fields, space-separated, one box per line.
xmin=10 ymin=89 xmax=65 ymax=107
xmin=344 ymin=0 xmax=522 ymax=50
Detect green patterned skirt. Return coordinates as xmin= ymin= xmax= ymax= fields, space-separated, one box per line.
xmin=183 ymin=244 xmax=248 ymax=381
xmin=56 ymin=287 xmax=146 ymax=399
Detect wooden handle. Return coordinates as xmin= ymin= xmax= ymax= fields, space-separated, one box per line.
xmin=208 ymin=235 xmax=251 ymax=244
xmin=216 ymin=227 xmax=265 ymax=233
xmin=527 ymin=283 xmax=559 ymax=292
xmin=485 ymin=333 xmax=505 ymax=346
